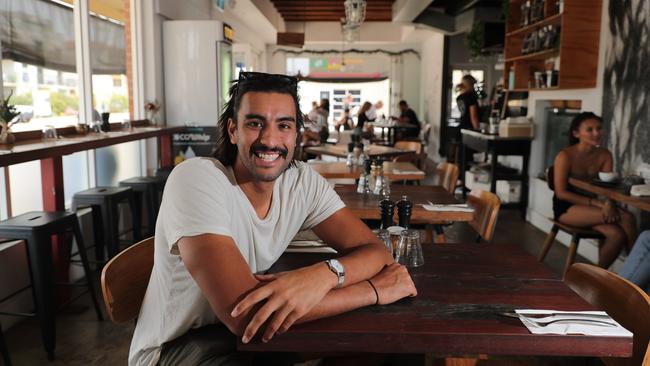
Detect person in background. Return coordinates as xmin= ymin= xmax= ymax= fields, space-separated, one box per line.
xmin=317 ymin=98 xmax=330 ymax=142
xmin=353 ymin=101 xmax=374 ymax=140
xmin=366 ymin=100 xmax=384 ymax=121
xmin=619 ymin=230 xmax=650 ymax=294
xmin=302 ymin=99 xmax=330 ymax=145
xmin=335 ymin=108 xmax=352 ymax=132
xmin=391 ymin=100 xmax=420 ymax=139
xmin=552 ymin=112 xmax=636 ymax=269
xmin=456 ymin=75 xmax=480 ymax=131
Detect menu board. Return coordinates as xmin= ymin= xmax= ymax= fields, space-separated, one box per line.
xmin=171 ymin=126 xmax=219 ymax=166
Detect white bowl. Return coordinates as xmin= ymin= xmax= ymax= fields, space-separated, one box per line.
xmin=598 ymin=172 xmax=618 ymax=182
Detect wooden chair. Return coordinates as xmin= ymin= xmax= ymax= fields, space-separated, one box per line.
xmin=433 ymin=162 xmax=460 ymax=194
xmin=467 ymin=189 xmax=501 ymax=242
xmin=565 ymin=263 xmax=650 ymax=366
xmin=101 ymin=237 xmax=154 ymax=323
xmin=538 ymin=167 xmax=604 ymax=274
xmin=393 ymin=141 xmax=423 ymax=167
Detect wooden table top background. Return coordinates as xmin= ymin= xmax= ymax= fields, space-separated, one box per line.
xmin=239 ymin=244 xmax=632 ymax=358
xmin=305 ymin=144 xmax=411 ymax=159
xmin=335 ymin=185 xmax=474 ymax=223
xmin=310 ymin=161 xmax=425 ymax=180
xmin=569 ymin=177 xmax=650 ymax=212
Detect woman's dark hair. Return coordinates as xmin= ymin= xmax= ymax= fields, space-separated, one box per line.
xmin=320 ymin=98 xmax=330 ymax=113
xmin=568 ymin=112 xmax=602 ymax=145
xmin=462 ymin=74 xmax=477 ymax=86
xmin=213 ymin=72 xmax=304 ymax=167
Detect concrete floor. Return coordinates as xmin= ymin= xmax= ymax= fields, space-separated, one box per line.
xmin=2 ymin=196 xmax=588 ymax=365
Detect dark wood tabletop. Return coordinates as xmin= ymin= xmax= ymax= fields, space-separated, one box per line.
xmin=238 ymin=244 xmax=633 ymax=358
xmin=335 ymin=184 xmax=474 ymax=223
xmin=305 ymin=144 xmax=411 ymax=159
xmin=0 ymin=125 xmax=184 ymax=167
xmin=569 ymin=177 xmax=650 ymax=212
xmin=310 ymin=161 xmax=425 ymax=180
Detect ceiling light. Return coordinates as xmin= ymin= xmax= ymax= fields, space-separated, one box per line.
xmin=344 ymin=0 xmax=366 ymax=27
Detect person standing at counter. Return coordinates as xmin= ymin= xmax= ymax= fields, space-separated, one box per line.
xmin=456 ymin=75 xmax=480 ymax=131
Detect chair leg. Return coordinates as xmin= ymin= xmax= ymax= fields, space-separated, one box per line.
xmin=128 ymin=194 xmax=142 ymax=243
xmin=434 ymin=225 xmax=446 ymax=244
xmin=538 ymin=224 xmax=559 ymax=262
xmin=0 ymin=322 xmax=12 ymax=366
xmin=70 ymin=218 xmax=104 ymax=322
xmin=90 ymin=206 xmax=106 ymax=263
xmin=564 ymin=235 xmax=580 ymax=275
xmin=25 ymin=234 xmax=57 ymax=360
xmin=101 ymin=203 xmax=118 ymax=258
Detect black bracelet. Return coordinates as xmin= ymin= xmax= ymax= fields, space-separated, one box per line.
xmin=367 ymin=280 xmax=379 ymax=305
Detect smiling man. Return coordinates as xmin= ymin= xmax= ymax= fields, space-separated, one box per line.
xmin=129 ymin=72 xmax=417 ymax=366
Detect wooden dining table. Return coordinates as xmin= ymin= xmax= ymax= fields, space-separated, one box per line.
xmin=569 ymin=177 xmax=650 ymax=212
xmin=334 ymin=184 xmax=473 ymax=224
xmin=305 ymin=144 xmax=412 ymax=159
xmin=239 ymin=244 xmax=632 ymax=359
xmin=310 ymin=161 xmax=425 ymax=181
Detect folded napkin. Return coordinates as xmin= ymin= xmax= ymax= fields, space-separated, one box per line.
xmin=286 ymin=240 xmax=337 ymax=253
xmin=516 ymin=309 xmax=632 ymax=337
xmin=421 ymin=203 xmax=474 ymax=212
xmin=392 ymin=169 xmax=425 ymax=175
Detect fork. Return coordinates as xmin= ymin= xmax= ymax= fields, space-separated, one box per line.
xmin=521 ymin=317 xmax=617 ymax=328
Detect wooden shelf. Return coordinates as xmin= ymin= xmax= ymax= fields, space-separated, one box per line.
xmin=509 ymin=87 xmax=560 ymax=92
xmin=506 ymin=48 xmax=558 ymax=62
xmin=506 ymin=13 xmax=562 ymax=37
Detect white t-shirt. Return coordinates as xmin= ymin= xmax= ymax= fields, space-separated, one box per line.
xmin=129 ymin=158 xmax=345 ymax=366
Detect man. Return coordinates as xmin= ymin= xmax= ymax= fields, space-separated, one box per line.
xmin=365 ymin=100 xmax=384 ymax=121
xmin=392 ymin=100 xmax=420 ymax=139
xmin=619 ymin=230 xmax=650 ymax=294
xmin=129 ymin=72 xmax=417 ymax=366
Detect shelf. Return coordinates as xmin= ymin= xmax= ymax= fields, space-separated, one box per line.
xmin=506 ymin=48 xmax=558 ymax=62
xmin=509 ymin=86 xmax=559 ymax=92
xmin=506 ymin=13 xmax=562 ymax=37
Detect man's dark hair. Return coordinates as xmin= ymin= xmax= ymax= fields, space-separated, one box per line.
xmin=214 ymin=72 xmax=304 ymax=167
xmin=399 ymin=100 xmax=407 ymax=106
xmin=568 ymin=112 xmax=602 ymax=145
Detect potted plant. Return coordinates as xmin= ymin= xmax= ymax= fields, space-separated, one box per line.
xmin=144 ymin=100 xmax=161 ymax=125
xmin=0 ymin=91 xmax=22 ymax=144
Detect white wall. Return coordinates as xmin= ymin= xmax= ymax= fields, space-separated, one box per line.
xmin=419 ymin=32 xmax=445 ymax=160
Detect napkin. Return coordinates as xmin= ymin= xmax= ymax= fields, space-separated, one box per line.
xmin=392 ymin=169 xmax=425 ymax=175
xmin=421 ymin=203 xmax=474 ymax=212
xmin=286 ymin=240 xmax=337 ymax=253
xmin=515 ymin=309 xmax=632 ymax=337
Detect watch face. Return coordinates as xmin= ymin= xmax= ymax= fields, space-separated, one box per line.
xmin=330 ymin=259 xmax=344 ymax=273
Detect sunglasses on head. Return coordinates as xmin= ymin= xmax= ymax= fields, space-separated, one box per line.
xmin=237 ymin=72 xmax=298 ymax=87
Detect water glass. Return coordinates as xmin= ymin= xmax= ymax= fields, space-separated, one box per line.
xmin=42 ymin=125 xmax=58 ymax=139
xmin=376 ymin=229 xmax=392 ymax=255
xmin=90 ymin=120 xmax=102 ymax=133
xmin=121 ymin=119 xmax=132 ymax=130
xmin=395 ymin=229 xmax=424 ymax=268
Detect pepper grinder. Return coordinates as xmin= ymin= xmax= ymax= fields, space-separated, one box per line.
xmin=379 ymin=198 xmax=395 ymax=229
xmin=396 ymin=195 xmax=412 ymax=229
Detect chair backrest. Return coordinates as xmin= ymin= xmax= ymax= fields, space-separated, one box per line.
xmin=434 ymin=162 xmax=460 ymax=194
xmin=393 ymin=141 xmax=423 ymax=164
xmin=546 ymin=165 xmax=555 ymax=191
xmin=467 ymin=189 xmax=501 ymax=242
xmin=101 ymin=237 xmax=155 ymax=324
xmin=565 ymin=263 xmax=650 ymax=366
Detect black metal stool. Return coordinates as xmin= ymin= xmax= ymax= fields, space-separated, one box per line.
xmin=72 ymin=187 xmax=141 ymax=262
xmin=0 ymin=321 xmax=11 ymax=366
xmin=154 ymin=166 xmax=173 ymax=181
xmin=119 ymin=176 xmax=165 ymax=237
xmin=0 ymin=211 xmax=103 ymax=360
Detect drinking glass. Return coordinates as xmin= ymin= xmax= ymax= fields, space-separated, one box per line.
xmin=395 ymin=229 xmax=424 ymax=267
xmin=41 ymin=125 xmax=58 ymax=139
xmin=90 ymin=120 xmax=102 ymax=133
xmin=121 ymin=119 xmax=132 ymax=130
xmin=376 ymin=229 xmax=392 ymax=255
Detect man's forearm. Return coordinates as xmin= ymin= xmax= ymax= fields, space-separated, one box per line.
xmin=337 ymin=243 xmax=393 ymax=288
xmin=296 ymin=280 xmax=376 ymax=324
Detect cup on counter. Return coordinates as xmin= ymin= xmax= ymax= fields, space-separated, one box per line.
xmin=598 ymin=172 xmax=619 ymax=182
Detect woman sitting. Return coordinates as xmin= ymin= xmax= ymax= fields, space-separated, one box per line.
xmin=553 ymin=112 xmax=636 ymax=268
xmin=353 ymin=101 xmax=374 ymax=140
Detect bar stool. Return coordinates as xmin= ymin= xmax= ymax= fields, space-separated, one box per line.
xmin=154 ymin=166 xmax=173 ymax=181
xmin=72 ymin=187 xmax=141 ymax=262
xmin=119 ymin=176 xmax=166 ymax=237
xmin=0 ymin=321 xmax=11 ymax=366
xmin=0 ymin=211 xmax=103 ymax=360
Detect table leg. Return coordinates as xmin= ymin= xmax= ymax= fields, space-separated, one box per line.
xmin=40 ymin=157 xmax=71 ymax=303
xmin=159 ymin=134 xmax=172 ymax=168
xmin=460 ymin=143 xmax=467 ymax=198
xmin=489 ymin=148 xmax=497 ymax=194
xmin=520 ymin=150 xmax=530 ymax=219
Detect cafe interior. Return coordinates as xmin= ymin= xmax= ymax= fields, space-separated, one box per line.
xmin=0 ymin=0 xmax=649 ymax=365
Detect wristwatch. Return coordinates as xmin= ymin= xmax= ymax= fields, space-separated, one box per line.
xmin=325 ymin=259 xmax=345 ymax=289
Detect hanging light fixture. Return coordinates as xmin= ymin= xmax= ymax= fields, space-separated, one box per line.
xmin=341 ymin=21 xmax=360 ymax=42
xmin=344 ymin=0 xmax=367 ymax=27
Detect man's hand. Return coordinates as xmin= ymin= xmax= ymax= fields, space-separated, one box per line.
xmin=231 ymin=263 xmax=335 ymax=344
xmin=369 ymin=263 xmax=417 ymax=305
